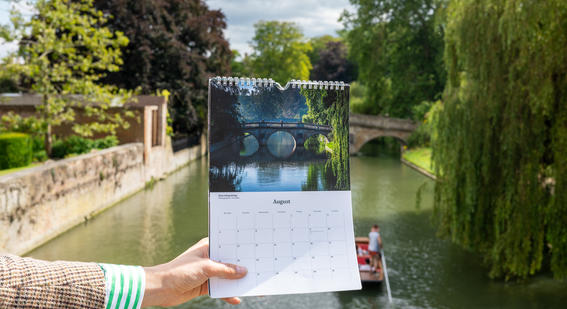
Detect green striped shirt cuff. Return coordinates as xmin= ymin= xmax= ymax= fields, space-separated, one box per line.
xmin=99 ymin=263 xmax=145 ymax=309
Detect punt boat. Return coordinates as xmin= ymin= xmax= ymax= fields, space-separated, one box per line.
xmin=355 ymin=236 xmax=384 ymax=284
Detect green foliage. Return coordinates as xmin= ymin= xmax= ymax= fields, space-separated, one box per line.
xmin=51 ymin=135 xmax=93 ymax=158
xmin=304 ymin=135 xmax=326 ymax=154
xmin=301 ymin=88 xmax=350 ymax=190
xmin=0 ymin=112 xmax=43 ymax=134
xmin=307 ymin=35 xmax=341 ymax=68
xmin=0 ymin=113 xmax=48 ymax=162
xmin=92 ymin=135 xmax=118 ymax=149
xmin=239 ymin=87 xmax=307 ymax=122
xmin=349 ymin=81 xmax=369 ymax=113
xmin=230 ymin=50 xmax=253 ymax=78
xmin=407 ymin=124 xmax=430 ymax=148
xmin=51 ymin=135 xmax=118 ymax=158
xmin=0 ymin=132 xmax=32 ymax=169
xmin=250 ymin=21 xmax=312 ymax=85
xmin=433 ymin=0 xmax=567 ymax=279
xmin=92 ymin=0 xmax=232 ymax=136
xmin=31 ymin=135 xmax=48 ymax=162
xmin=3 ymin=0 xmax=132 ymax=157
xmin=342 ymin=0 xmax=446 ymax=118
xmin=209 ymin=83 xmax=242 ymax=142
xmin=408 ymin=100 xmax=442 ymax=147
xmin=0 ymin=77 xmax=18 ymax=93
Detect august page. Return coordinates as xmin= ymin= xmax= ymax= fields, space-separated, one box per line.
xmin=208 ymin=77 xmax=361 ymax=298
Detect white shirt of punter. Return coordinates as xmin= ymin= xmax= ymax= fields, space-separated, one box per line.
xmin=368 ymin=231 xmax=380 ymax=252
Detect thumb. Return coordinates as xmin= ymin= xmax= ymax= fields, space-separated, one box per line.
xmin=204 ymin=260 xmax=248 ymax=279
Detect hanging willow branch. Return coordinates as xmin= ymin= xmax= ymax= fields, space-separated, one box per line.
xmin=433 ymin=0 xmax=567 ymax=279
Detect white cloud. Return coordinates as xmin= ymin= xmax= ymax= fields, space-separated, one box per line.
xmin=0 ymin=0 xmax=36 ymax=59
xmin=206 ymin=0 xmax=354 ymax=55
xmin=1 ymin=0 xmax=356 ymax=59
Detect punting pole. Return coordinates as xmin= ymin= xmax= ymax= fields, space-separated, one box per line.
xmin=382 ymin=250 xmax=393 ymax=303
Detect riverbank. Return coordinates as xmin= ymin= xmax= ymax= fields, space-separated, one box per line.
xmin=0 ymin=136 xmax=206 ymax=255
xmin=401 ymin=147 xmax=435 ymax=180
xmin=30 ymin=155 xmax=567 ymax=308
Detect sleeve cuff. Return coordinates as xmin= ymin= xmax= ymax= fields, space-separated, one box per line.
xmin=98 ymin=263 xmax=146 ymax=309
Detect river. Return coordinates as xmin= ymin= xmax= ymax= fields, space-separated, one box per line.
xmin=29 ymin=156 xmax=567 ymax=308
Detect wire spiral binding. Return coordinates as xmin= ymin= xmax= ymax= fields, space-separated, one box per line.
xmin=210 ymin=76 xmax=348 ymax=90
xmin=289 ymin=79 xmax=347 ymax=90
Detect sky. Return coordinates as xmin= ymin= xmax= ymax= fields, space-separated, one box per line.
xmin=206 ymin=0 xmax=354 ymax=55
xmin=0 ymin=0 xmax=355 ymax=59
xmin=0 ymin=0 xmax=35 ymax=58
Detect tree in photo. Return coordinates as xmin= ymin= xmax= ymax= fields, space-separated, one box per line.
xmin=208 ymin=82 xmax=243 ymax=143
xmin=301 ymin=88 xmax=350 ymax=190
xmin=249 ymin=21 xmax=312 ymax=85
xmin=342 ymin=0 xmax=446 ymax=118
xmin=92 ymin=0 xmax=232 ymax=137
xmin=434 ymin=0 xmax=567 ymax=279
xmin=1 ymin=0 xmax=131 ymax=156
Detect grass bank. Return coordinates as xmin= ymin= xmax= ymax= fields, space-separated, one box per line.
xmin=402 ymin=147 xmax=434 ymax=177
xmin=0 ymin=163 xmax=41 ymax=177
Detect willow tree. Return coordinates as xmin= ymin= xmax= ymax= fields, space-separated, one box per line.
xmin=433 ymin=0 xmax=567 ymax=279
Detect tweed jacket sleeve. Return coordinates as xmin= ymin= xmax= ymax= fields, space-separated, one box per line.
xmin=0 ymin=254 xmax=106 ymax=309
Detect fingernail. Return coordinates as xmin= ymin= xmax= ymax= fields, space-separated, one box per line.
xmin=235 ymin=265 xmax=247 ymax=274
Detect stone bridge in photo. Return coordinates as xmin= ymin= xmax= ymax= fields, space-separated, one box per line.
xmin=349 ymin=113 xmax=417 ymax=154
xmin=242 ymin=121 xmax=332 ymax=147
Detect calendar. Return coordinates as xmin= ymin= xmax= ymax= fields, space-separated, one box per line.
xmin=208 ymin=77 xmax=361 ymax=298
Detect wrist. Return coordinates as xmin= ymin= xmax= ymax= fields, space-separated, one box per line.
xmin=141 ymin=265 xmax=168 ymax=307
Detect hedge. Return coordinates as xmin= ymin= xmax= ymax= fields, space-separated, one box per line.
xmin=0 ymin=132 xmax=32 ymax=170
xmin=51 ymin=135 xmax=119 ymax=159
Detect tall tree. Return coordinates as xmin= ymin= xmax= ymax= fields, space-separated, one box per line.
xmin=92 ymin=0 xmax=232 ymax=136
xmin=342 ymin=0 xmax=446 ymax=118
xmin=310 ymin=41 xmax=356 ymax=83
xmin=434 ymin=0 xmax=567 ymax=279
xmin=249 ymin=21 xmax=312 ymax=85
xmin=307 ymin=35 xmax=340 ymax=67
xmin=230 ymin=50 xmax=253 ymax=77
xmin=1 ymin=0 xmax=131 ymax=156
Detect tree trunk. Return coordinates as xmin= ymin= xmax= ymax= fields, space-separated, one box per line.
xmin=43 ymin=94 xmax=52 ymax=157
xmin=45 ymin=124 xmax=52 ymax=157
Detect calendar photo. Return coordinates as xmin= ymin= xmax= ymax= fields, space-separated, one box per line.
xmin=208 ymin=80 xmax=350 ymax=192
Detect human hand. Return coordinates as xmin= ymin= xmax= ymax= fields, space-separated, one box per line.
xmin=141 ymin=237 xmax=247 ymax=307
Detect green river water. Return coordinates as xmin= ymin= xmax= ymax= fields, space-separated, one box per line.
xmin=30 ymin=156 xmax=567 ymax=308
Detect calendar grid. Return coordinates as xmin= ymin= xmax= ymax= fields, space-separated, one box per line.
xmin=214 ymin=208 xmax=349 ymax=289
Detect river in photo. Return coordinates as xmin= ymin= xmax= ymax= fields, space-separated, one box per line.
xmin=29 ymin=155 xmax=567 ymax=308
xmin=210 ymin=134 xmax=341 ymax=192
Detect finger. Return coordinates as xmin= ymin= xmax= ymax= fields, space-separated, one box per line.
xmin=222 ymin=297 xmax=242 ymax=305
xmin=204 ymin=260 xmax=247 ymax=279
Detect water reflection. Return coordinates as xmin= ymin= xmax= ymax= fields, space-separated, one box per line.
xmin=210 ymin=135 xmax=340 ymax=191
xmin=240 ymin=135 xmax=259 ymax=156
xmin=266 ymin=131 xmax=296 ymax=158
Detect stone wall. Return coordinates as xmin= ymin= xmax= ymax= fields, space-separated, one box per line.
xmin=0 ymin=137 xmax=206 ymax=255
